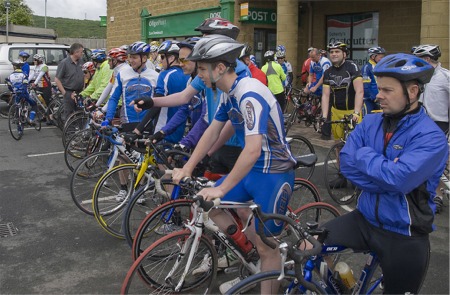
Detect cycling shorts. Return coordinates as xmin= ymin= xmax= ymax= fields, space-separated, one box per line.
xmin=331 ymin=107 xmax=361 ymax=140
xmin=216 ymin=169 xmax=295 ymax=234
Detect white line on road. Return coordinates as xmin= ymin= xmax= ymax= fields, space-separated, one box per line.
xmin=27 ymin=151 xmax=64 ymax=158
xmin=315 ymin=159 xmax=336 ymax=167
xmin=23 ymin=126 xmax=57 ymax=130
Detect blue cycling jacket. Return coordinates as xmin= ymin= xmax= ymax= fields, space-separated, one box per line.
xmin=340 ymin=108 xmax=448 ymax=236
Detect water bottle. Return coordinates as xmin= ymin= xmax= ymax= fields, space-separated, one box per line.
xmin=334 ymin=261 xmax=356 ymax=290
xmin=227 ymin=224 xmax=256 ymax=260
xmin=29 ymin=110 xmax=36 ymax=121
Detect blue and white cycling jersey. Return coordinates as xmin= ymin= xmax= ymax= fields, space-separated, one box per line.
xmin=309 ymin=56 xmax=331 ymax=95
xmin=190 ymin=59 xmax=251 ymax=147
xmin=214 ymin=76 xmax=296 ymax=173
xmin=154 ymin=66 xmax=190 ymax=143
xmin=106 ymin=65 xmax=158 ymax=123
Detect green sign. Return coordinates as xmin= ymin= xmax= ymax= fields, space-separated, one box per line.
xmin=99 ymin=16 xmax=107 ymax=27
xmin=240 ymin=8 xmax=276 ymax=25
xmin=145 ymin=7 xmax=222 ymax=38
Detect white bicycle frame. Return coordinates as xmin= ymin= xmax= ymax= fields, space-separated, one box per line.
xmin=166 ymin=199 xmax=260 ymax=292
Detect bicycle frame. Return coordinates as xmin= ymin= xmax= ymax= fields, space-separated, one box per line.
xmin=164 ymin=200 xmax=260 ymax=292
xmin=300 ymin=247 xmax=382 ymax=295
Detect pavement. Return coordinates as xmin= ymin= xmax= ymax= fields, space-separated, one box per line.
xmin=0 ymin=118 xmax=448 ymax=294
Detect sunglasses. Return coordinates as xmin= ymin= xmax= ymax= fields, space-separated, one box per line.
xmin=277 ymin=57 xmax=284 ymax=59
xmin=160 ymin=55 xmax=166 ymax=60
xmin=179 ymin=58 xmax=190 ymax=65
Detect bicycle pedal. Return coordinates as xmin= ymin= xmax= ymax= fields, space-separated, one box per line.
xmin=223 ymin=266 xmax=240 ymax=274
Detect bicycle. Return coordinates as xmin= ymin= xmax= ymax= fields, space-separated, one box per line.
xmin=284 ymin=88 xmax=322 ymax=135
xmin=91 ymin=138 xmax=191 ymax=239
xmin=8 ymin=94 xmax=42 ymax=140
xmin=122 ymin=183 xmax=340 ymax=294
xmin=126 ymin=171 xmax=323 ymax=251
xmin=226 ymin=206 xmax=383 ymax=295
xmin=28 ymin=86 xmax=49 ymax=123
xmin=323 ymin=114 xmax=360 ymax=205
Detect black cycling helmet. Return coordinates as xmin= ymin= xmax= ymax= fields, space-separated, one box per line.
xmin=178 ymin=37 xmax=202 ymax=50
xmin=187 ymin=34 xmax=244 ymax=66
xmin=412 ymin=44 xmax=441 ymax=61
xmin=373 ymin=53 xmax=434 ymax=85
xmin=327 ymin=41 xmax=348 ymax=54
xmin=195 ymin=17 xmax=240 ymax=40
xmin=263 ymin=50 xmax=275 ymax=62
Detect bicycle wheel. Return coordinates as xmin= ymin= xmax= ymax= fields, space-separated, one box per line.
xmin=70 ymin=151 xmax=126 ymax=215
xmin=324 ymin=142 xmax=359 ymax=205
xmin=8 ymin=104 xmax=23 ymax=140
xmin=0 ymin=94 xmax=12 ymax=118
xmin=62 ymin=112 xmax=90 ymax=147
xmin=288 ymin=135 xmax=316 ymax=180
xmin=225 ymin=270 xmax=326 ymax=294
xmin=64 ymin=128 xmax=101 ymax=171
xmin=124 ymin=182 xmax=193 ymax=248
xmin=292 ymin=202 xmax=341 ymax=227
xmin=132 ymin=199 xmax=194 ymax=260
xmin=92 ymin=163 xmax=144 ymax=239
xmin=284 ymin=106 xmax=299 ymax=135
xmin=122 ymin=230 xmax=217 ymax=294
xmin=288 ymin=178 xmax=321 ymax=213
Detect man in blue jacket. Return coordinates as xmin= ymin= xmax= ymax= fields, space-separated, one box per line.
xmin=323 ymin=53 xmax=448 ymax=294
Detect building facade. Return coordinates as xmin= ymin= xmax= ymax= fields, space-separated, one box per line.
xmin=106 ymin=0 xmax=449 ymax=84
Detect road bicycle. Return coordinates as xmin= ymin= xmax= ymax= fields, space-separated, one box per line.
xmin=284 ymin=88 xmax=322 ymax=135
xmin=91 ymin=138 xmax=191 ymax=239
xmin=323 ymin=115 xmax=360 ymax=205
xmin=121 ymin=181 xmax=340 ymax=294
xmin=8 ymin=94 xmax=41 ymax=140
xmin=226 ymin=206 xmax=383 ymax=295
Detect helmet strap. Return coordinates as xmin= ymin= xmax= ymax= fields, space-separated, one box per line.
xmin=207 ymin=63 xmax=228 ymax=91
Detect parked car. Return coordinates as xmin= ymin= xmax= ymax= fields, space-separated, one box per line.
xmin=0 ymin=42 xmax=91 ymax=102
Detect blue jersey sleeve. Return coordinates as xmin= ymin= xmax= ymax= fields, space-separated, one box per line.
xmin=190 ymin=76 xmax=206 ymax=93
xmin=161 ymin=103 xmax=190 ymax=135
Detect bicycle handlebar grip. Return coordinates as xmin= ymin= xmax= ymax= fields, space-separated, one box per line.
xmin=193 ymin=195 xmax=219 ymax=212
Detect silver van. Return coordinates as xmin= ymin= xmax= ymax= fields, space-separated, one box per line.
xmin=0 ymin=42 xmax=91 ymax=101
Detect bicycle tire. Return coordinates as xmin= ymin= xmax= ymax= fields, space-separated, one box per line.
xmin=123 ymin=182 xmax=192 ymax=248
xmin=288 ymin=178 xmax=321 ymax=213
xmin=292 ymin=201 xmax=341 ymax=227
xmin=92 ymin=163 xmax=141 ymax=239
xmin=62 ymin=112 xmax=90 ymax=147
xmin=0 ymin=95 xmax=12 ymax=118
xmin=288 ymin=135 xmax=316 ymax=180
xmin=225 ymin=270 xmax=327 ymax=294
xmin=33 ymin=108 xmax=42 ymax=131
xmin=132 ymin=199 xmax=194 ymax=260
xmin=122 ymin=230 xmax=217 ymax=294
xmin=64 ymin=128 xmax=100 ymax=171
xmin=323 ymin=142 xmax=359 ymax=205
xmin=8 ymin=104 xmax=23 ymax=140
xmin=70 ymin=151 xmax=127 ymax=215
xmin=285 ymin=105 xmax=299 ymax=135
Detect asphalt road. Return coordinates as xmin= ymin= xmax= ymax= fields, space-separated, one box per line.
xmin=0 ymin=118 xmax=448 ymax=294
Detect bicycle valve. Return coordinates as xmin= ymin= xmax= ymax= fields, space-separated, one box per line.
xmin=278 ymin=242 xmax=288 ymax=280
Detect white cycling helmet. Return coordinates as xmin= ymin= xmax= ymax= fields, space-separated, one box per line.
xmin=413 ymin=44 xmax=441 ymax=60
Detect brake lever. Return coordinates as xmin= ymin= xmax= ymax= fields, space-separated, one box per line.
xmin=277 ymin=242 xmax=288 ymax=280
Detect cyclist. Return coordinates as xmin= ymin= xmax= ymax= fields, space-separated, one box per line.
xmin=148 ymin=41 xmax=162 ymax=72
xmin=361 ymin=46 xmax=386 ymax=114
xmin=413 ymin=44 xmax=450 ymax=212
xmin=323 ymin=53 xmax=448 ymax=294
xmin=239 ymin=45 xmax=267 ymax=85
xmin=132 ymin=17 xmax=249 ymax=178
xmin=321 ymin=41 xmax=363 ymax=143
xmin=18 ymin=51 xmax=31 ymax=77
xmin=276 ymin=44 xmax=293 ymax=91
xmin=81 ymin=61 xmax=96 ymax=88
xmin=6 ymin=60 xmax=38 ymax=125
xmin=94 ymin=47 xmax=129 ymax=116
xmin=172 ymin=35 xmax=296 ymax=295
xmin=29 ymin=53 xmax=52 ymax=124
xmin=80 ymin=49 xmax=113 ymax=104
xmin=261 ymin=50 xmax=286 ymax=111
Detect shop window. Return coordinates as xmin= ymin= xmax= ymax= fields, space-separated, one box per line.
xmin=326 ymin=12 xmax=379 ymax=67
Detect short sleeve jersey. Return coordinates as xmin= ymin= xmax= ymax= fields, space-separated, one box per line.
xmin=214 ymin=76 xmax=296 ymax=173
xmin=323 ymin=60 xmax=362 ymax=110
